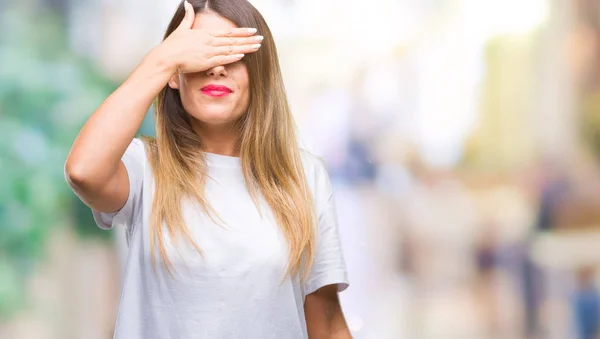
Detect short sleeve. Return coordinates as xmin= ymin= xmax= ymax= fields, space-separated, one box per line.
xmin=91 ymin=138 xmax=146 ymax=231
xmin=303 ymin=157 xmax=349 ymax=296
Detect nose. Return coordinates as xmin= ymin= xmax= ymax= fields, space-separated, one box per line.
xmin=206 ymin=65 xmax=227 ymax=78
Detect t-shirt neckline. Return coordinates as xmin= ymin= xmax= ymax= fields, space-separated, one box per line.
xmin=204 ymin=151 xmax=241 ymax=168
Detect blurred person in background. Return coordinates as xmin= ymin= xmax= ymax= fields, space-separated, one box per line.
xmin=63 ymin=1 xmax=350 ymax=338
xmin=573 ymin=266 xmax=600 ymax=339
xmin=474 ymin=223 xmax=502 ymax=336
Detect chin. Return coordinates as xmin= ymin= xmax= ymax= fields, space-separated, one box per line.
xmin=191 ymin=107 xmax=240 ymax=126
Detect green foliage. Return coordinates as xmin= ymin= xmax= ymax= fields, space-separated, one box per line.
xmin=0 ymin=3 xmax=129 ymax=319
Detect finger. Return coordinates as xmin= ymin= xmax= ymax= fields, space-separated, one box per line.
xmin=212 ymin=35 xmax=263 ymax=47
xmin=211 ymin=44 xmax=261 ymax=56
xmin=210 ymin=27 xmax=258 ymax=38
xmin=176 ymin=0 xmax=195 ymax=31
xmin=207 ymin=54 xmax=246 ymax=67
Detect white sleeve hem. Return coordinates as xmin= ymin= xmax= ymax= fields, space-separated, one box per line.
xmin=303 ymin=270 xmax=349 ymax=296
xmin=90 ymin=138 xmax=145 ymax=230
xmin=91 ymin=181 xmax=136 ymax=230
xmin=92 ymin=210 xmax=116 ymax=230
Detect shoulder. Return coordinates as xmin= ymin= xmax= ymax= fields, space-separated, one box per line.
xmin=299 ymin=148 xmax=333 ymax=205
xmin=129 ymin=136 xmax=157 ymax=163
xmin=119 ymin=137 xmax=153 ymax=178
xmin=129 ymin=137 xmax=146 ymax=153
xmin=299 ymin=148 xmax=329 ymax=180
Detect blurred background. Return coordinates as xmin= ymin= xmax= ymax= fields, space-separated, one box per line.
xmin=3 ymin=0 xmax=600 ymax=338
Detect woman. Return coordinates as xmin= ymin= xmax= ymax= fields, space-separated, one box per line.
xmin=64 ymin=0 xmax=350 ymax=338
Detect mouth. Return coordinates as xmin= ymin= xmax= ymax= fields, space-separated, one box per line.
xmin=200 ymin=84 xmax=233 ymax=97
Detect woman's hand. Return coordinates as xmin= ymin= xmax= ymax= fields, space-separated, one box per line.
xmin=156 ymin=0 xmax=263 ymax=74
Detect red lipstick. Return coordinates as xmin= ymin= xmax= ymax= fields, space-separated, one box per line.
xmin=200 ymin=84 xmax=233 ymax=97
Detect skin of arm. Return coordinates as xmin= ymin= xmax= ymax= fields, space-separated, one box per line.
xmin=64 ymin=49 xmax=175 ymax=213
xmin=305 ymin=284 xmax=352 ymax=339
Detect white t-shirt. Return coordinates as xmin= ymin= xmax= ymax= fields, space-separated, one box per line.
xmin=91 ymin=138 xmax=349 ymax=339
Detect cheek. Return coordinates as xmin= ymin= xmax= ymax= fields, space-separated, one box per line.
xmin=232 ymin=64 xmax=250 ymax=93
xmin=240 ymin=82 xmax=250 ymax=101
xmin=238 ymin=84 xmax=250 ymax=112
xmin=179 ymin=74 xmax=200 ymax=96
xmin=229 ymin=70 xmax=250 ymax=110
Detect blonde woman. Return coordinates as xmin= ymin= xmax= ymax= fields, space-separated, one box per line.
xmin=64 ymin=0 xmax=350 ymax=338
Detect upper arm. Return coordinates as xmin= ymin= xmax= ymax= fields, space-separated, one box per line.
xmin=68 ymin=160 xmax=130 ymax=214
xmin=65 ymin=138 xmax=146 ymax=230
xmin=303 ymin=156 xmax=349 ymax=296
xmin=304 ymin=284 xmax=352 ymax=338
xmin=302 ymin=155 xmax=351 ymax=337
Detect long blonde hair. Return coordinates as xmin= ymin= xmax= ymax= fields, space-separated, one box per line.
xmin=142 ymin=0 xmax=315 ymax=281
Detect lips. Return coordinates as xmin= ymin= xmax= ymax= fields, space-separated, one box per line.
xmin=200 ymin=84 xmax=233 ymax=97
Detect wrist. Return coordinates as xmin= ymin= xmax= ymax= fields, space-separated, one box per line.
xmin=144 ymin=46 xmax=178 ymax=77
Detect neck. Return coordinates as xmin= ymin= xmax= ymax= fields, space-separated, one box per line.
xmin=192 ymin=120 xmax=240 ymax=157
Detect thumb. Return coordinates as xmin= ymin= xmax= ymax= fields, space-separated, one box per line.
xmin=177 ymin=1 xmax=195 ymax=31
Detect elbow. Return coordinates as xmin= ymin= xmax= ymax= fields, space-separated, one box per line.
xmin=64 ymin=159 xmax=92 ymax=188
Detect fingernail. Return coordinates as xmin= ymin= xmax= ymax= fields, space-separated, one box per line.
xmin=235 ymin=54 xmax=245 ymax=58
xmin=248 ymin=28 xmax=257 ymax=34
xmin=251 ymin=44 xmax=261 ymax=49
xmin=254 ymin=35 xmax=264 ymax=41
